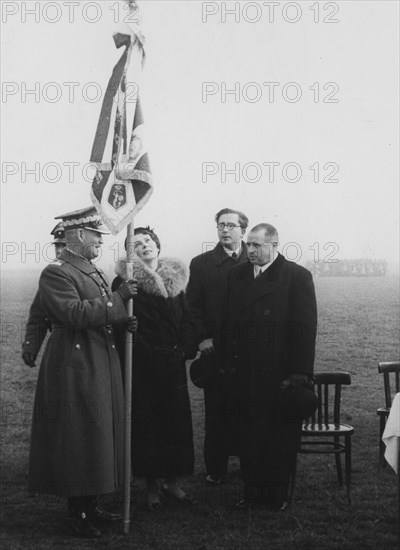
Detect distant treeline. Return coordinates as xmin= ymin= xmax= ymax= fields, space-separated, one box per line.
xmin=305 ymin=259 xmax=388 ymax=277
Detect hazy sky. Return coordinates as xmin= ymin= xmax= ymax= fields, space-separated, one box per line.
xmin=1 ymin=0 xmax=399 ymax=274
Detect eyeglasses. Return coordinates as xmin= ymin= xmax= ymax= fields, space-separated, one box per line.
xmin=217 ymin=223 xmax=241 ymax=231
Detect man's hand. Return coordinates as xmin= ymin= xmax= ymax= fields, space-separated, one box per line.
xmin=280 ymin=373 xmax=312 ymax=389
xmin=22 ymin=352 xmax=36 ymax=368
xmin=126 ymin=316 xmax=138 ymax=333
xmin=199 ymin=338 xmax=214 ymax=355
xmin=117 ymin=279 xmax=138 ymax=302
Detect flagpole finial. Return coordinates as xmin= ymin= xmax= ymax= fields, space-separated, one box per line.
xmin=119 ymin=0 xmax=144 ymax=48
xmin=126 ymin=0 xmax=138 ymax=11
xmin=123 ymin=0 xmax=140 ymax=26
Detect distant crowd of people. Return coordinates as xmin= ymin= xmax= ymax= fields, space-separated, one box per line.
xmin=305 ymin=258 xmax=387 ymax=277
xmin=22 ymin=206 xmax=318 ymax=538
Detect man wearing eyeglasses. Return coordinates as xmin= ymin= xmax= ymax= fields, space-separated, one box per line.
xmin=186 ymin=208 xmax=249 ymax=485
xmin=224 ymin=223 xmax=317 ymax=510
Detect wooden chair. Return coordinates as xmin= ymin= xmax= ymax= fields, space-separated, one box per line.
xmin=377 ymin=362 xmax=400 ymax=469
xmin=290 ymin=372 xmax=354 ymax=505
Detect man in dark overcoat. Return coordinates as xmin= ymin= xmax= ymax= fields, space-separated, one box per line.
xmin=22 ymin=222 xmax=66 ymax=368
xmin=186 ymin=208 xmax=249 ymax=484
xmin=27 ymin=206 xmax=138 ymax=538
xmin=224 ymin=223 xmax=317 ymax=509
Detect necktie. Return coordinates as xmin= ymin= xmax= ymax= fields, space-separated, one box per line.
xmin=232 ymin=252 xmax=237 ymax=261
xmin=255 ymin=268 xmax=262 ymax=279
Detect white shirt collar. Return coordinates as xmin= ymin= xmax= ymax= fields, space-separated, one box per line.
xmin=253 ymin=252 xmax=278 ymax=278
xmin=223 ymin=244 xmax=242 ymax=258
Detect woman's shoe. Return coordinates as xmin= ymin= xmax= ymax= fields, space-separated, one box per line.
xmin=69 ymin=512 xmax=102 ymax=538
xmin=235 ymin=498 xmax=252 ymax=510
xmin=161 ymin=487 xmax=197 ymax=505
xmin=206 ymin=474 xmax=223 ymax=485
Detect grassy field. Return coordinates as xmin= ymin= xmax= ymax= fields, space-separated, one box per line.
xmin=1 ymin=271 xmax=399 ymax=549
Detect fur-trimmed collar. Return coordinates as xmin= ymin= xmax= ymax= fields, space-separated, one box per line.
xmin=115 ymin=256 xmax=188 ymax=298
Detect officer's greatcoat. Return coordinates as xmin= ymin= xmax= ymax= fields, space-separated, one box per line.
xmin=27 ymin=248 xmax=128 ymax=498
xmin=22 ymin=291 xmax=50 ymax=359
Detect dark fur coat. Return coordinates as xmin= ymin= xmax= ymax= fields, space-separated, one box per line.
xmin=113 ymin=256 xmax=197 ymax=478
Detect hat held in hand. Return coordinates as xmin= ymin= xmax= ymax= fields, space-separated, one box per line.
xmin=280 ymin=384 xmax=319 ymax=421
xmin=189 ymin=354 xmax=218 ymax=389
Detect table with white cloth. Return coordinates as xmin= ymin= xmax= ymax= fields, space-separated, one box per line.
xmin=382 ymin=392 xmax=400 ymax=539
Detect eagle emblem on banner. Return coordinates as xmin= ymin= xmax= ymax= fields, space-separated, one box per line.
xmin=108 ymin=183 xmax=127 ymax=210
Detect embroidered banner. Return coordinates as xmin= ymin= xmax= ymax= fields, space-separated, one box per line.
xmin=90 ymin=23 xmax=153 ymax=235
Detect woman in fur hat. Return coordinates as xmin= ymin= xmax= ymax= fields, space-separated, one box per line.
xmin=112 ymin=227 xmax=198 ymax=510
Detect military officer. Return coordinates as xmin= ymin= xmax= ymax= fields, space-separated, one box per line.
xmin=27 ymin=206 xmax=138 ymax=538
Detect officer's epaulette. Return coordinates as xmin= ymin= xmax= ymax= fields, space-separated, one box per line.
xmin=49 ymin=260 xmax=64 ymax=266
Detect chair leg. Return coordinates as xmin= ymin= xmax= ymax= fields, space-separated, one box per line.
xmin=334 ymin=436 xmax=343 ymax=486
xmin=287 ymin=453 xmax=297 ymax=506
xmin=345 ymin=434 xmax=352 ymax=505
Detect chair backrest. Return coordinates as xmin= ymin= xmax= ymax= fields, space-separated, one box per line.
xmin=307 ymin=372 xmax=352 ymax=427
xmin=378 ymin=362 xmax=400 ymax=408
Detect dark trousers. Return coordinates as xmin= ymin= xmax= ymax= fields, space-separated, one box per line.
xmin=239 ymin=398 xmax=302 ymax=506
xmin=204 ymin=373 xmax=240 ymax=477
xmin=240 ymin=454 xmax=296 ymax=506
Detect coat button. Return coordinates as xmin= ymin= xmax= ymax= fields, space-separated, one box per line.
xmin=25 ymin=341 xmax=30 ymax=345
xmin=108 ymin=330 xmax=112 ymax=334
xmin=112 ymin=344 xmax=115 ymax=349
xmin=107 ymin=302 xmax=113 ymax=307
xmin=76 ymin=344 xmax=81 ymax=349
xmin=264 ymin=310 xmax=270 ymax=316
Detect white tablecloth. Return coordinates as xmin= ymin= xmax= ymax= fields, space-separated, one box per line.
xmin=382 ymin=392 xmax=400 ymax=474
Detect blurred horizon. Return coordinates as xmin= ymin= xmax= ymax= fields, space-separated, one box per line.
xmin=1 ymin=1 xmax=399 ymax=271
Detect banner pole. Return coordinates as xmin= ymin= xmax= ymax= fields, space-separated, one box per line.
xmin=123 ymin=220 xmax=135 ymax=534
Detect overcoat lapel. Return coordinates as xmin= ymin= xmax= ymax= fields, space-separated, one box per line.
xmin=211 ymin=243 xmax=229 ymax=266
xmin=237 ymin=254 xmax=285 ymax=310
xmin=211 ymin=241 xmax=247 ymax=267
